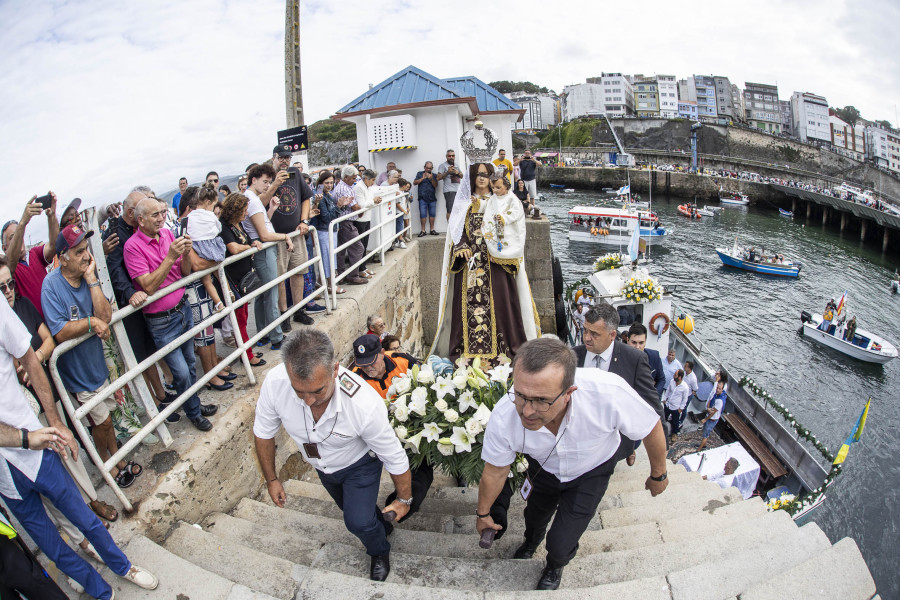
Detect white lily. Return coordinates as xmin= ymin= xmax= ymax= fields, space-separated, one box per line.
xmin=409 ymin=387 xmax=428 ymax=416
xmin=473 ymin=403 xmax=492 ymax=426
xmin=449 ymin=426 xmax=474 ymax=453
xmin=436 ymin=437 xmax=455 ymax=456
xmin=488 ymin=363 xmax=513 ymax=386
xmin=444 ymin=409 xmax=459 ymax=423
xmin=464 ymin=417 xmax=483 ymax=437
xmin=405 ymin=432 xmax=423 ymax=454
xmin=394 ymin=425 xmax=408 ymax=440
xmin=393 ymin=375 xmax=412 ymax=395
xmin=417 ymin=364 xmax=435 ymax=384
xmin=431 ymin=376 xmax=456 ymax=401
xmin=458 ymin=390 xmax=477 ymax=413
xmin=422 ymin=422 xmax=443 ymax=442
xmin=516 ymin=456 xmax=529 ymax=473
xmin=452 ymin=373 xmax=469 ymax=390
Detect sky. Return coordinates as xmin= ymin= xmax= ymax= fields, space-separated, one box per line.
xmin=1 ymin=0 xmax=898 ymax=241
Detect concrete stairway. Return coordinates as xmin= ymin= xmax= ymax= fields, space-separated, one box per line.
xmin=88 ymin=450 xmax=877 ymax=599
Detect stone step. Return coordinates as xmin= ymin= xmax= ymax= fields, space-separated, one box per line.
xmin=598 ymin=483 xmax=748 ymax=528
xmin=483 ymin=576 xmax=672 ymax=600
xmin=738 ymin=537 xmax=877 ymax=600
xmin=294 ymin=567 xmax=487 ymax=600
xmin=564 ymin=519 xmax=831 ymax=588
xmin=164 ymin=522 xmax=306 ymax=599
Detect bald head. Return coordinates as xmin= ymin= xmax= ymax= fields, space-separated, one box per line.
xmin=135 ymin=197 xmax=165 ymax=236
xmin=122 ymin=190 xmax=147 ymax=226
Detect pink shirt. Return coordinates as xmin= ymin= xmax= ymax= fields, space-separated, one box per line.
xmin=13 ymin=245 xmax=50 ymax=319
xmin=123 ymin=228 xmax=185 ymax=313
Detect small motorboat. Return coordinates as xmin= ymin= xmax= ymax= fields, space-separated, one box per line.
xmin=564 ymin=188 xmax=575 ymax=193
xmin=696 ymin=207 xmax=716 ymax=217
xmin=549 ymin=184 xmax=566 ymax=189
xmin=800 ymin=309 xmax=898 ymax=364
xmin=779 ymin=208 xmax=794 ymax=217
xmin=892 ymin=280 xmax=899 ymax=294
xmin=719 ymin=189 xmax=750 ymax=205
xmin=678 ymin=203 xmax=702 ymax=219
xmin=716 ymin=240 xmax=800 ymax=277
xmin=704 ymin=205 xmax=723 ymax=214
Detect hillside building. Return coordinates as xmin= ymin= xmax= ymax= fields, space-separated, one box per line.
xmin=790 ymin=92 xmax=830 ymax=144
xmin=743 ymin=82 xmax=782 ymax=133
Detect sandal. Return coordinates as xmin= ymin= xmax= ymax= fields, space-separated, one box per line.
xmin=214 ymin=301 xmax=225 ymax=313
xmin=125 ymin=461 xmax=143 ymax=477
xmin=89 ymin=499 xmax=118 ymax=522
xmin=113 ymin=468 xmax=135 ymax=489
xmin=335 ymin=287 xmax=347 ymax=294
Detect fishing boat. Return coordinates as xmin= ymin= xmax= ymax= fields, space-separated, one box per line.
xmin=800 ymin=307 xmax=898 ymax=364
xmin=564 ymin=259 xmax=832 ymax=520
xmin=715 ymin=240 xmax=801 ymax=277
xmin=568 ymin=205 xmax=667 ymax=245
xmin=779 ymin=208 xmax=794 ymax=217
xmin=719 ymin=189 xmax=750 ymax=205
xmin=549 ymin=183 xmax=565 ymax=189
xmin=677 ymin=203 xmax=702 ymax=219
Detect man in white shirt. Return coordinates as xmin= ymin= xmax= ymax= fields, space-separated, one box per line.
xmin=476 ymin=338 xmax=668 ymax=590
xmin=661 ymin=348 xmax=682 ymax=392
xmin=253 ymin=328 xmax=412 ymax=582
xmin=663 ymin=369 xmax=690 ymax=444
xmin=0 ymin=300 xmax=158 ymax=599
xmin=680 ymin=360 xmax=699 ymax=433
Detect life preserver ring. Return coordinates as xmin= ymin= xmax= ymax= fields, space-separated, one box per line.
xmin=649 ymin=312 xmax=670 ymax=335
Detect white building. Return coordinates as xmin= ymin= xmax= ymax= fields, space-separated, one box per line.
xmin=562 ymin=82 xmax=605 ymax=120
xmin=507 ymin=92 xmax=559 ymax=131
xmin=829 ymin=114 xmax=865 ymax=162
xmin=790 ymin=92 xmax=831 ymax=144
xmin=865 ymin=123 xmax=900 ymax=173
xmin=657 ymin=75 xmax=678 ymax=118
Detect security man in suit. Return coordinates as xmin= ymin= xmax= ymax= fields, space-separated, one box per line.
xmin=626 ymin=322 xmax=666 ymax=398
xmin=573 ymin=303 xmax=667 ymax=466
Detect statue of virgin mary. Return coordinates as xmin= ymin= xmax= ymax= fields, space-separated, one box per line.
xmin=430 ymin=121 xmax=540 ymax=361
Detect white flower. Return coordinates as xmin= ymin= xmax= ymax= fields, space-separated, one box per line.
xmin=436 ymin=437 xmax=455 ymax=456
xmin=394 ymin=425 xmax=408 ymax=440
xmin=405 ymin=433 xmax=423 ymax=454
xmin=458 ymin=390 xmax=477 ymax=413
xmin=417 ymin=364 xmax=435 ymax=384
xmin=394 ymin=394 xmax=408 ymax=409
xmin=422 ymin=422 xmax=443 ymax=442
xmin=409 ymin=388 xmax=428 ymax=416
xmin=434 ymin=398 xmax=449 ymax=412
xmin=449 ymin=426 xmax=474 ymax=453
xmin=516 ymin=456 xmax=529 ymax=473
xmin=488 ymin=363 xmax=513 ymax=386
xmin=452 ymin=373 xmax=469 ymax=390
xmin=393 ymin=376 xmax=412 ymax=395
xmin=431 ymin=376 xmax=456 ymax=401
xmin=386 ymin=384 xmax=397 ymax=398
xmin=473 ymin=403 xmax=492 ymax=426
xmin=444 ymin=409 xmax=459 ymax=423
xmin=394 ymin=405 xmax=409 ymax=422
xmin=464 ymin=417 xmax=483 ymax=437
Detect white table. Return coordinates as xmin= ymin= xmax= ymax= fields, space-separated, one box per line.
xmin=677 ymin=441 xmax=760 ymax=499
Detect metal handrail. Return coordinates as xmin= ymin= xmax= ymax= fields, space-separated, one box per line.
xmin=328 ymin=190 xmax=409 ymax=300
xmin=48 ymin=216 xmax=329 ymax=511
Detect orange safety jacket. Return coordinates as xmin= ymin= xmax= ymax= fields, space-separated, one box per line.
xmin=352 ymin=351 xmax=418 ymax=399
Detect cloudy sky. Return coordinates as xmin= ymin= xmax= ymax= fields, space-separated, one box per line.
xmin=1 ymin=0 xmax=897 ymax=239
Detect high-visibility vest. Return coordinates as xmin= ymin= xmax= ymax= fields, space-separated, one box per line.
xmin=352 ymin=352 xmax=416 ymax=399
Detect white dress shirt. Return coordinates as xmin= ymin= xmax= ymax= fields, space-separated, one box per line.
xmin=481 ymin=368 xmax=660 ymax=483
xmin=352 ymin=181 xmax=374 ymax=223
xmin=661 ymin=357 xmax=682 ymax=389
xmin=664 ymin=380 xmax=691 ymax=411
xmin=0 ymin=301 xmax=44 ymax=500
xmin=584 ymin=342 xmax=614 ymax=371
xmin=683 ymin=370 xmax=699 ymax=395
xmin=253 ymin=365 xmax=409 ymax=475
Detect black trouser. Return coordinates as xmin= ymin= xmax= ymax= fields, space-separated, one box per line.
xmin=355 ymin=220 xmax=371 ymax=270
xmin=384 ymin=461 xmax=434 ymax=523
xmin=0 ymin=535 xmax=68 ymax=600
xmin=493 ymin=451 xmax=619 ymax=567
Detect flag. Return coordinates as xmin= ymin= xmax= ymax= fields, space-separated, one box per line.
xmin=835 ymin=291 xmax=848 ymax=316
xmin=628 ymin=219 xmax=641 ymax=261
xmin=833 ymin=398 xmax=871 ymax=465
xmin=617 ymin=184 xmax=630 ymax=196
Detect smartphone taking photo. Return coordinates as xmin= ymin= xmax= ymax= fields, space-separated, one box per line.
xmin=35 ymin=194 xmax=52 ymax=210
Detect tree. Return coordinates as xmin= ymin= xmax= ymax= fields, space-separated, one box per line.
xmin=833 ymin=106 xmax=861 ymax=127
xmin=876 ymin=119 xmax=893 ymax=130
xmin=489 ymin=80 xmax=550 ymax=95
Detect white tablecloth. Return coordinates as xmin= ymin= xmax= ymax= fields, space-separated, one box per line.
xmin=677 ymin=441 xmax=760 ymax=499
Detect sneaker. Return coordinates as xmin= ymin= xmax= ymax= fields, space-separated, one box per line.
xmin=270 ymin=341 xmax=282 ymax=351
xmin=418 ymin=231 xmax=426 ymax=238
xmin=280 ymin=314 xmax=293 ymax=333
xmin=398 ymin=241 xmax=407 ymax=249
xmin=256 ymin=336 xmax=270 ymax=347
xmin=121 ymin=565 xmax=159 ymax=590
xmin=165 ymin=412 xmax=181 ymax=424
xmin=305 ymin=303 xmax=326 ymax=314
xmin=293 ymin=310 xmax=314 ymax=325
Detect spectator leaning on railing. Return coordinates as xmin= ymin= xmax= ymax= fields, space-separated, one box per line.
xmin=123 ymin=198 xmax=218 ymax=432
xmin=2 ymin=192 xmax=60 ymax=319
xmin=333 ymin=166 xmax=368 ymax=285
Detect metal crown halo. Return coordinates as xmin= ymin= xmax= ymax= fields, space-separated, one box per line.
xmin=460 ymin=118 xmax=498 ymax=164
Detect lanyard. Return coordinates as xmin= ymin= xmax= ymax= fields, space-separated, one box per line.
xmin=519 ymin=420 xmax=568 ymax=500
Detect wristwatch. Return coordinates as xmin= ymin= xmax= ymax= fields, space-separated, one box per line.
xmin=397 ymin=496 xmax=413 ymax=506
xmin=649 ymin=472 xmax=668 ymax=482
xmin=301 ymin=219 xmax=310 ymax=225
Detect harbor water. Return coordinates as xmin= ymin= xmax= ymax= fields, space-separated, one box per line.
xmin=542 ymin=189 xmax=899 ymax=597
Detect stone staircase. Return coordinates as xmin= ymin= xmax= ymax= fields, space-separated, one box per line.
xmin=81 ymin=450 xmax=877 ymax=599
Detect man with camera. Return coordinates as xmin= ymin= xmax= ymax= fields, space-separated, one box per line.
xmin=436 ymin=150 xmax=463 ymax=220
xmin=1 ymin=192 xmax=60 ymax=318
xmin=413 ymin=161 xmax=439 ymax=236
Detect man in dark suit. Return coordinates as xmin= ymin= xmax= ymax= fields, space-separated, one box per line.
xmin=574 ymin=304 xmax=666 ymax=466
xmin=626 ymin=322 xmax=665 ymax=399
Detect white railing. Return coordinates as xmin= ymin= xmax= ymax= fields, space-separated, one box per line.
xmin=48 ymin=208 xmax=329 ymax=511
xmin=328 ymin=190 xmax=409 ymax=300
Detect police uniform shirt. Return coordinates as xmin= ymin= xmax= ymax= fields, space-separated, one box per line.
xmin=253 ymin=365 xmax=409 ymax=475
xmin=481 ymin=368 xmax=660 ymax=483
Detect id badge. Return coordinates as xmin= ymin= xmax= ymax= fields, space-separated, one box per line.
xmin=303 ymin=442 xmax=321 ymax=459
xmin=520 ymin=475 xmax=532 ymax=501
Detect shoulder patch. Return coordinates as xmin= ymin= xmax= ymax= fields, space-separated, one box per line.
xmin=339 ymin=372 xmax=361 ymax=397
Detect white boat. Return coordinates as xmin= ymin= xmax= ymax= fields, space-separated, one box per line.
xmin=564 ymin=188 xmax=575 ymax=193
xmin=568 ymin=205 xmax=667 ymax=245
xmin=696 ymin=207 xmax=715 ymax=217
xmin=799 ymin=311 xmax=898 ymax=364
xmin=719 ymin=188 xmax=750 ymax=205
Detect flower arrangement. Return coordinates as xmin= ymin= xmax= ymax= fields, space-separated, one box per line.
xmin=593 ymin=253 xmax=623 ymax=272
xmin=622 ymin=277 xmax=662 ymax=303
xmin=738 ymin=375 xmax=842 ymax=516
xmin=386 ymin=357 xmax=528 ymax=487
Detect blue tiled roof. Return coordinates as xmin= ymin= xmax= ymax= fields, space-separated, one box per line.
xmin=443 ymin=76 xmax=522 ymax=112
xmin=337 ymin=66 xmax=462 ymax=114
xmin=336 ymin=66 xmax=522 ymax=115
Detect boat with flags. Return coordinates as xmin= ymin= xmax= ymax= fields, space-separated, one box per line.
xmin=563 ymin=246 xmax=843 ymax=520
xmin=568 ymin=205 xmax=666 ymax=245
xmin=715 ymin=238 xmax=802 ymax=277
xmin=800 ymin=292 xmax=898 ymax=364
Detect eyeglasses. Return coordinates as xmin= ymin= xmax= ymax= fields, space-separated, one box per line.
xmin=0 ymin=279 xmax=15 ymax=294
xmin=208 ymin=179 xmax=219 ymax=184
xmin=509 ymin=388 xmax=568 ymax=413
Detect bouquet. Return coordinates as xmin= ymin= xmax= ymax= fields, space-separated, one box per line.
xmin=593 ymin=253 xmax=624 ymax=272
xmin=622 ymin=276 xmax=663 ymax=303
xmin=386 ymin=356 xmax=528 ymax=487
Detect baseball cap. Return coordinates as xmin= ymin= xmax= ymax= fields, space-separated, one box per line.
xmin=56 ymin=223 xmax=94 ymax=256
xmin=273 ymin=145 xmax=292 ymax=157
xmin=60 ymin=198 xmax=82 ymax=225
xmin=353 ymin=334 xmax=382 ymax=366
xmin=1 ymin=220 xmax=17 ymax=248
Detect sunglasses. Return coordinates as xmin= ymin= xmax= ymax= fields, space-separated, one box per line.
xmin=208 ymin=179 xmax=219 ymax=184
xmin=0 ymin=279 xmax=15 ymax=294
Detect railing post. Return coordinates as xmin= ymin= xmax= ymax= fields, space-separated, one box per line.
xmin=219 ymin=263 xmax=256 ymax=386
